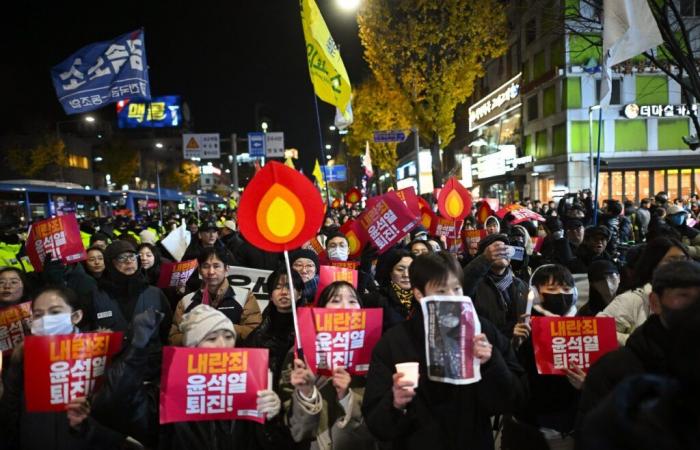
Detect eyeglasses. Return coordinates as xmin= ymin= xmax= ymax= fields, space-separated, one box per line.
xmin=115 ymin=253 xmax=137 ymax=263
xmin=293 ymin=263 xmax=316 ymax=271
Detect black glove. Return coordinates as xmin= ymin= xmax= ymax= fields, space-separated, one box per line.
xmin=129 ymin=308 xmax=165 ymax=349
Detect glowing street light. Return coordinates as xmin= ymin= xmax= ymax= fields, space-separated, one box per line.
xmin=155 ymin=142 xmax=164 ymax=149
xmin=84 ymin=115 xmax=96 ymax=123
xmin=336 ymin=0 xmax=360 ymax=11
xmin=325 ymin=144 xmax=332 ymax=150
xmin=329 ymin=125 xmax=336 ymax=131
xmin=261 ymin=121 xmax=269 ymax=132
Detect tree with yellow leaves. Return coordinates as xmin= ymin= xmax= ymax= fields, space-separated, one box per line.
xmin=99 ymin=139 xmax=140 ymax=186
xmin=358 ymin=0 xmax=508 ymax=186
xmin=165 ymin=161 xmax=200 ymax=192
xmin=6 ymin=135 xmax=68 ymax=179
xmin=344 ymin=76 xmax=411 ymax=175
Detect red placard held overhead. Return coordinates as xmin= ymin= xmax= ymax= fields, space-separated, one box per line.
xmin=395 ymin=186 xmax=421 ymax=220
xmin=437 ymin=177 xmax=472 ymax=221
xmin=357 ymin=191 xmax=418 ymax=254
xmin=24 ymin=332 xmax=123 ymax=412
xmin=496 ymin=204 xmax=545 ymax=224
xmin=159 ymin=347 xmax=269 ymax=424
xmin=157 ymin=259 xmax=198 ymax=289
xmin=531 ymin=316 xmax=618 ymax=375
xmin=297 ymin=307 xmax=383 ymax=376
xmin=463 ymin=229 xmax=487 ymax=256
xmin=345 ymin=187 xmax=362 ymax=205
xmin=340 ymin=219 xmax=366 ymax=260
xmin=314 ymin=265 xmax=358 ymax=304
xmin=26 ymin=214 xmax=87 ymax=271
xmin=238 ymin=162 xmax=324 ymax=253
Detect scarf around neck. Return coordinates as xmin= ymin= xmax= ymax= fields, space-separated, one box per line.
xmin=391 ymin=281 xmax=414 ymax=310
xmin=488 ymin=268 xmax=514 ymax=294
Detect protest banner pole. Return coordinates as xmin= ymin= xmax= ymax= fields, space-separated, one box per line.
xmin=312 ymin=95 xmax=333 ymax=206
xmin=284 ymin=249 xmax=304 ymax=360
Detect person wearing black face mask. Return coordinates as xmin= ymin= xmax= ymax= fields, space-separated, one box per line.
xmin=501 ymin=264 xmax=581 ymax=450
xmin=577 ymin=260 xmax=700 ymax=439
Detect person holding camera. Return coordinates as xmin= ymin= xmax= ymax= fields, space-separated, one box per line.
xmin=462 ymin=234 xmax=530 ymax=341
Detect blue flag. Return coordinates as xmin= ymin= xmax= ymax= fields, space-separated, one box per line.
xmin=51 ymin=29 xmax=151 ymax=115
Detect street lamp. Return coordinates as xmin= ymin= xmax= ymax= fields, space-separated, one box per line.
xmin=261 ymin=121 xmax=269 ymax=132
xmin=85 ymin=115 xmax=96 ymax=123
xmin=325 ymin=144 xmax=332 ymax=150
xmin=329 ymin=125 xmax=336 ymax=131
xmin=336 ymin=0 xmax=360 ymax=11
xmin=155 ymin=142 xmax=164 ymax=149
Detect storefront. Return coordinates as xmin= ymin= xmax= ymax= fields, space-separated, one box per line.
xmin=597 ymin=167 xmax=700 ymax=203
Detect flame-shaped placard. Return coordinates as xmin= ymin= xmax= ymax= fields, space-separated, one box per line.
xmin=340 ymin=219 xmax=365 ymax=259
xmin=239 ymin=161 xmax=324 ymax=252
xmin=345 ymin=187 xmax=361 ymax=205
xmin=437 ymin=177 xmax=472 ymax=221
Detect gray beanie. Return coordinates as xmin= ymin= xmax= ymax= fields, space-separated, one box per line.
xmin=179 ymin=304 xmax=236 ymax=347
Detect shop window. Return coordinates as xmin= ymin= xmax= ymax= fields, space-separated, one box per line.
xmin=538 ymin=177 xmax=555 ymax=202
xmin=67 ymin=154 xmax=88 ymax=169
xmin=694 ymin=169 xmax=700 ymax=196
xmin=527 ymin=95 xmax=539 ymax=121
xmin=611 ymin=171 xmax=623 ymax=199
xmin=639 ymin=170 xmax=650 ymax=200
xmin=597 ymin=172 xmax=610 ymax=200
xmin=624 ymin=171 xmax=637 ymax=202
xmin=654 ymin=170 xmax=666 ymax=194
xmin=596 ymin=79 xmax=621 ymax=105
xmin=681 ymin=169 xmax=692 ymax=199
xmin=667 ymin=170 xmax=679 ymax=200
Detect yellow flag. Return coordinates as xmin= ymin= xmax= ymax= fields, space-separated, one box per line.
xmin=313 ymin=159 xmax=326 ymax=190
xmin=300 ymin=0 xmax=352 ymax=118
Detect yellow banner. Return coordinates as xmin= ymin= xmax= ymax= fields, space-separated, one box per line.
xmin=300 ymin=0 xmax=352 ymax=117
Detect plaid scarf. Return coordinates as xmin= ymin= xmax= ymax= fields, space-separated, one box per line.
xmin=488 ymin=268 xmax=514 ymax=299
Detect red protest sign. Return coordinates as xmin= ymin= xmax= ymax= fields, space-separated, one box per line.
xmin=532 ymin=316 xmax=618 ymax=375
xmin=328 ymin=260 xmax=360 ymax=270
xmin=430 ymin=218 xmax=463 ymax=238
xmin=419 ymin=200 xmax=437 ymax=231
xmin=357 ymin=191 xmax=418 ymax=254
xmin=345 ymin=187 xmax=362 ymax=205
xmin=157 ymin=259 xmax=198 ymax=289
xmin=496 ymin=204 xmax=545 ymax=224
xmin=445 ymin=236 xmax=464 ymax=254
xmin=315 ymin=265 xmax=358 ymax=304
xmin=340 ymin=219 xmax=366 ymax=260
xmin=27 ymin=214 xmax=87 ymax=271
xmin=463 ymin=229 xmax=486 ymax=256
xmin=159 ymin=347 xmax=269 ymax=424
xmin=396 ymin=187 xmax=421 ymax=220
xmin=24 ymin=332 xmax=123 ymax=412
xmin=475 ymin=201 xmax=496 ymax=225
xmin=297 ymin=307 xmax=383 ymax=376
xmin=531 ymin=236 xmax=544 ymax=254
xmin=0 ymin=301 xmax=32 ymax=353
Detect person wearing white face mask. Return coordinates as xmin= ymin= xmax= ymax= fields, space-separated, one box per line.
xmin=325 ymin=231 xmax=350 ymax=262
xmin=0 ymin=286 xmax=127 ymax=450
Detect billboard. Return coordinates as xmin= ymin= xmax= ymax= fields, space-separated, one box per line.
xmin=116 ymin=95 xmax=182 ymax=128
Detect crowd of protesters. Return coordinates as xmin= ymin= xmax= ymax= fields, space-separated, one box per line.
xmin=0 ymin=187 xmax=698 ymax=450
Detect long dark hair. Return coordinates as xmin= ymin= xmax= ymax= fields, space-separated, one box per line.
xmin=632 ymin=237 xmax=689 ymax=289
xmin=138 ymin=243 xmax=162 ymax=285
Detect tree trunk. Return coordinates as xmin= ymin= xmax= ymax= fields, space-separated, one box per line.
xmin=430 ymin=131 xmax=442 ymax=189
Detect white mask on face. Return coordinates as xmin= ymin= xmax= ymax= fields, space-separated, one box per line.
xmin=327 ymin=246 xmax=349 ymax=262
xmin=31 ymin=313 xmax=75 ymax=336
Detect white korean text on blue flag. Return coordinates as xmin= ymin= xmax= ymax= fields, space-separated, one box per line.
xmin=51 ymin=29 xmax=151 ymax=115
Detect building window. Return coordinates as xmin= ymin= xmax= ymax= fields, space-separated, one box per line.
xmin=67 ymin=154 xmax=88 ymax=169
xmin=597 ymin=172 xmax=609 ymax=200
xmin=639 ymin=170 xmax=650 ymax=200
xmin=525 ymin=19 xmax=537 ymax=45
xmin=667 ymin=169 xmax=679 ymax=200
xmin=681 ymin=169 xmax=692 ymax=199
xmin=596 ymin=79 xmax=621 ymax=104
xmin=624 ymin=171 xmax=637 ymax=202
xmin=654 ymin=170 xmax=665 ymax=194
xmin=681 ymin=0 xmax=700 ymax=16
xmin=527 ymin=95 xmax=539 ymax=121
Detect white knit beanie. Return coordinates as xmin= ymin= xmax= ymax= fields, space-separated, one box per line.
xmin=139 ymin=229 xmax=157 ymax=245
xmin=179 ymin=304 xmax=236 ymax=347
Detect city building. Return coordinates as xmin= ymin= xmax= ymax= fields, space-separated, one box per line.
xmin=463 ymin=0 xmax=700 ymax=204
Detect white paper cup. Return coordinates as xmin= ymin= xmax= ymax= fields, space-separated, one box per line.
xmin=395 ymin=362 xmax=419 ymax=389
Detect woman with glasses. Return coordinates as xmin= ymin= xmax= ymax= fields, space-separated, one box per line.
xmin=289 ymin=249 xmax=320 ymax=305
xmin=91 ymin=240 xmax=173 ymax=347
xmin=82 ymin=246 xmax=106 ymax=280
xmin=0 ymin=267 xmax=29 ymax=307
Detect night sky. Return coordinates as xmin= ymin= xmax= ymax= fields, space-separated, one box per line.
xmin=0 ymin=1 xmax=369 ymax=174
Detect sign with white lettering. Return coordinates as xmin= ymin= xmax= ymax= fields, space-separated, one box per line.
xmin=623 ymin=103 xmax=698 ymax=119
xmin=468 ymin=73 xmax=522 ymax=132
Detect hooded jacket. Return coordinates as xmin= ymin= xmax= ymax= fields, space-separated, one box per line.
xmin=597 ymin=283 xmax=652 ymax=345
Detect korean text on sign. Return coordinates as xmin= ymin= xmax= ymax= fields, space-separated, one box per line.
xmin=24 ymin=332 xmax=123 ymax=412
xmin=531 ymin=317 xmax=617 ymax=375
xmin=159 ymin=347 xmax=269 ymax=424
xmin=297 ymin=307 xmax=383 ymax=376
xmin=0 ymin=302 xmax=32 ymax=352
xmin=157 ymin=260 xmax=198 ymax=289
xmin=26 ymin=214 xmax=87 ymax=272
xmin=358 ymin=192 xmax=417 ymax=254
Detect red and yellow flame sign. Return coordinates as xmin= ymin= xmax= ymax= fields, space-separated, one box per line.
xmin=331 ymin=198 xmax=342 ymax=209
xmin=238 ymin=161 xmax=324 ymax=252
xmin=417 ymin=196 xmax=436 ymax=231
xmin=340 ymin=219 xmax=365 ymax=259
xmin=437 ymin=177 xmax=472 ymax=221
xmin=476 ymin=200 xmax=496 ymax=225
xmin=345 ymin=187 xmax=361 ymax=205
